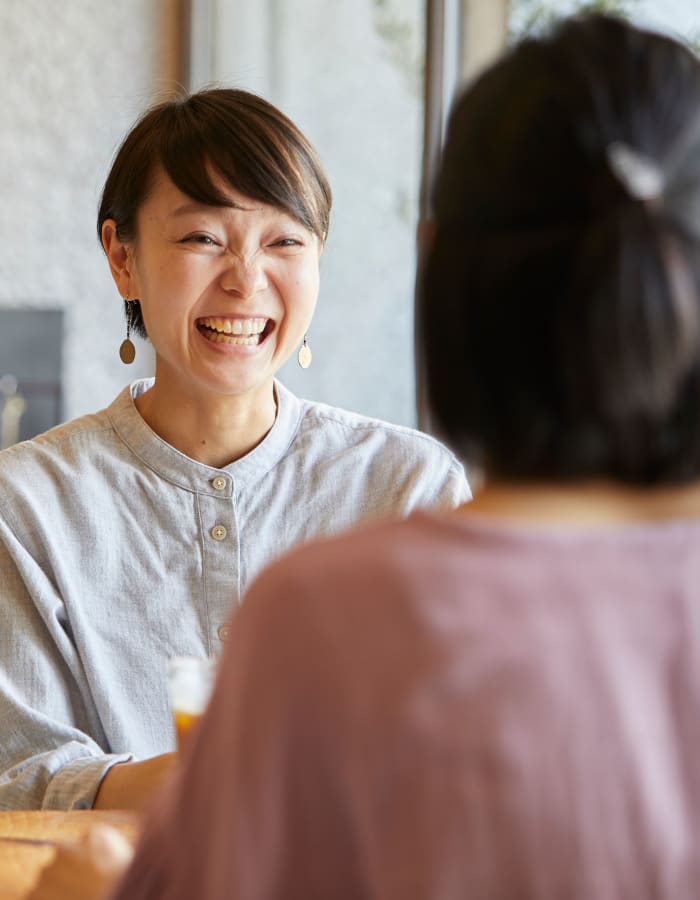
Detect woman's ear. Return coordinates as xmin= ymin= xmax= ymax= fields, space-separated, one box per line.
xmin=101 ymin=220 xmax=133 ymax=298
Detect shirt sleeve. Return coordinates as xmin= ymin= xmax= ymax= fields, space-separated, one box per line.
xmin=439 ymin=456 xmax=472 ymax=507
xmin=0 ymin=512 xmax=132 ymax=810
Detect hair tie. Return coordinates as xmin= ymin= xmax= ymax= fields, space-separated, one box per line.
xmin=606 ymin=141 xmax=664 ymax=202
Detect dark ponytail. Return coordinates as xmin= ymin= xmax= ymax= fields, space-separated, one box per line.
xmin=422 ymin=13 xmax=700 ymax=484
xmin=565 ymin=206 xmax=700 ymax=421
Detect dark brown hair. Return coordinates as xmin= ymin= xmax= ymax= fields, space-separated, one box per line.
xmin=420 ymin=14 xmax=700 ymax=485
xmin=98 ymin=88 xmax=332 ymax=337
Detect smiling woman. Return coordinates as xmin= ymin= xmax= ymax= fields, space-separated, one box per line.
xmin=101 ymin=169 xmax=323 ymax=464
xmin=0 ymin=87 xmax=469 ymax=814
xmin=96 ymin=90 xmax=329 ymax=466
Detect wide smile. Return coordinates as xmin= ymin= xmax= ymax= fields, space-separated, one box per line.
xmin=196 ymin=316 xmax=273 ymax=346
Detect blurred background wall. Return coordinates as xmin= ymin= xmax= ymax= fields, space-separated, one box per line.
xmin=0 ymin=0 xmax=161 ymax=434
xmin=0 ymin=0 xmax=696 ymax=445
xmin=0 ymin=0 xmax=435 ymax=436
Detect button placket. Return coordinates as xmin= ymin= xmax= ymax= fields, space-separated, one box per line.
xmin=198 ymin=477 xmax=239 ymax=651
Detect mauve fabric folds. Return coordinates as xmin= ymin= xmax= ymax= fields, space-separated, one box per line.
xmin=113 ymin=510 xmax=700 ymax=899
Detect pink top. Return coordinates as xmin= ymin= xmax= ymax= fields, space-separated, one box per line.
xmin=112 ymin=510 xmax=700 ymax=899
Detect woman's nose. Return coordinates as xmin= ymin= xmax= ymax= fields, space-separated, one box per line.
xmin=220 ymin=254 xmax=268 ymax=298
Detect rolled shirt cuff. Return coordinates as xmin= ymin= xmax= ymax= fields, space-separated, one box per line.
xmin=42 ymin=752 xmax=134 ymax=810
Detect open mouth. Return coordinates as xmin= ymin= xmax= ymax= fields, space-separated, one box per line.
xmin=196 ymin=316 xmax=273 ymax=346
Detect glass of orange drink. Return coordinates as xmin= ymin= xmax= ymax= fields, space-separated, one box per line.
xmin=167 ymin=656 xmax=217 ymax=749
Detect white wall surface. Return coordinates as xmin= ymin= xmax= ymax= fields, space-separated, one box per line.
xmin=510 ymin=0 xmax=699 ymax=42
xmin=0 ymin=0 xmax=160 ymax=422
xmin=636 ymin=0 xmax=699 ymax=36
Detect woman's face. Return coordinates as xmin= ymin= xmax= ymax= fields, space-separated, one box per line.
xmin=113 ymin=169 xmax=321 ymax=403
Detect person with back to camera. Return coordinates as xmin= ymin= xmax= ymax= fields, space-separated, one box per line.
xmin=26 ymin=10 xmax=700 ymax=900
xmin=0 ymin=88 xmax=469 ymax=812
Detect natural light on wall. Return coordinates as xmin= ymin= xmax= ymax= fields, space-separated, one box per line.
xmin=509 ymin=0 xmax=700 ymax=48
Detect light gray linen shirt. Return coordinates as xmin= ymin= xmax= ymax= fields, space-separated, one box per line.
xmin=0 ymin=378 xmax=468 ymax=810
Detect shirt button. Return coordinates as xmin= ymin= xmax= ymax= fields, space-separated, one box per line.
xmin=218 ymin=625 xmax=230 ymax=642
xmin=212 ymin=476 xmax=227 ymax=491
xmin=210 ymin=524 xmax=227 ymax=541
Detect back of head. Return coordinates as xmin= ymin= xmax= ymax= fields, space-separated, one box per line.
xmin=421 ymin=14 xmax=700 ymax=484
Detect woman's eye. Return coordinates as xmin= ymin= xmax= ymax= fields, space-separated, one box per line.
xmin=271 ymin=238 xmax=303 ymax=248
xmin=183 ymin=234 xmax=217 ymax=246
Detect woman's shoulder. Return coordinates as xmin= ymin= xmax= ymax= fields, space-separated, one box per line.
xmin=238 ymin=509 xmax=700 ymax=703
xmin=269 ymin=385 xmax=469 ymax=509
xmin=298 ymin=393 xmax=428 ymax=437
xmin=247 ymin=508 xmax=700 ymax=624
xmin=0 ymin=410 xmax=117 ymax=533
xmin=280 ymin=393 xmax=469 ymax=508
xmin=0 ymin=385 xmax=134 ymax=480
xmin=293 ymin=392 xmax=460 ymax=462
xmin=0 ymin=410 xmax=111 ymax=467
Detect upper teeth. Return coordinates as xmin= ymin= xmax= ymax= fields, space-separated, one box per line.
xmin=200 ymin=317 xmax=267 ymax=335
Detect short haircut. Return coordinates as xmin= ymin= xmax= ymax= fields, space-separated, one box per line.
xmin=420 ymin=14 xmax=700 ymax=485
xmin=98 ymin=88 xmax=332 ymax=337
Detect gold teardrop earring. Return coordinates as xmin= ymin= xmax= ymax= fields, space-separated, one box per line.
xmin=297 ymin=335 xmax=312 ymax=369
xmin=119 ymin=298 xmax=136 ymax=365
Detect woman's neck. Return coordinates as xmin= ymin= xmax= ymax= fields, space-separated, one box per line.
xmin=458 ymin=478 xmax=700 ymax=526
xmin=134 ymin=380 xmax=277 ymax=468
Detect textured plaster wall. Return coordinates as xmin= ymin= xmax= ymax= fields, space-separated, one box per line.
xmin=0 ymin=0 xmax=159 ymax=421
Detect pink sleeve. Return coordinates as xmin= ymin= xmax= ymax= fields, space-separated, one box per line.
xmin=110 ymin=553 xmax=350 ymax=900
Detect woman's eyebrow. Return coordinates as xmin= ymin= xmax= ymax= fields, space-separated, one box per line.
xmin=170 ymin=200 xmax=262 ymax=217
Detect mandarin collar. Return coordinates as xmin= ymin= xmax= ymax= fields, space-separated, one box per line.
xmin=106 ymin=378 xmax=302 ymax=497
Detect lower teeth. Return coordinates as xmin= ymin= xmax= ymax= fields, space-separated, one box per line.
xmin=210 ymin=331 xmax=259 ymax=345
